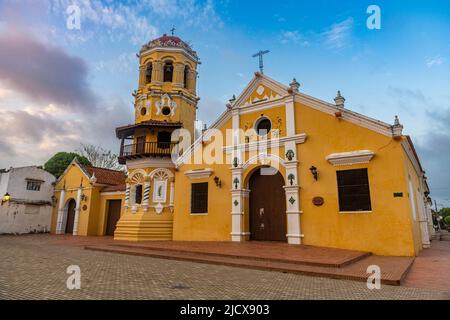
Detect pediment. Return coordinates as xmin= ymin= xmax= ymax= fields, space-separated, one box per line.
xmin=233 ymin=73 xmax=290 ymax=109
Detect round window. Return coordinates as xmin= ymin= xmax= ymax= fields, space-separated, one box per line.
xmin=162 ymin=107 xmax=171 ymax=116
xmin=255 ymin=117 xmax=271 ymax=136
xmin=140 ymin=107 xmax=147 ymax=116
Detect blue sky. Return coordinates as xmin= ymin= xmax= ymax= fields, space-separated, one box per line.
xmin=0 ymin=0 xmax=449 ymax=206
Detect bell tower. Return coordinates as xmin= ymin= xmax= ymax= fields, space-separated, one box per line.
xmin=114 ymin=34 xmax=200 ymax=241
xmin=135 ymin=34 xmax=199 ymax=137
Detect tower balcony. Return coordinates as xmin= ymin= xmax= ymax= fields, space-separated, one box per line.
xmin=116 ymin=120 xmax=182 ymax=165
xmin=118 ymin=142 xmax=177 ymax=164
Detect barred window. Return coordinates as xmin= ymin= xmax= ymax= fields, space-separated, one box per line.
xmin=337 ymin=169 xmax=372 ymax=212
xmin=26 ymin=180 xmax=42 ymax=191
xmin=191 ymin=183 xmax=208 ymax=214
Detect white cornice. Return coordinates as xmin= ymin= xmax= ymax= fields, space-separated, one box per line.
xmin=175 ymin=109 xmax=231 ymax=167
xmin=294 ymin=94 xmax=393 ymax=137
xmin=140 ymin=47 xmax=198 ymax=63
xmin=184 ymin=168 xmax=213 ymax=180
xmin=223 ymin=133 xmax=307 ymax=154
xmin=326 ymin=150 xmax=375 ymax=166
xmin=401 ymin=140 xmax=422 ymax=176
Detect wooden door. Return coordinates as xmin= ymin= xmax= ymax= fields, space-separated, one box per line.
xmin=136 ymin=136 xmax=146 ymax=154
xmin=106 ymin=200 xmax=122 ymax=236
xmin=249 ymin=168 xmax=287 ymax=241
xmin=65 ymin=199 xmax=76 ymax=234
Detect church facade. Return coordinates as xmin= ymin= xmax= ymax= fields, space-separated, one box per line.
xmin=52 ymin=34 xmax=434 ymax=257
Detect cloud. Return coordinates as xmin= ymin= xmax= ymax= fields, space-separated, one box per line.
xmin=415 ymin=104 xmax=450 ymax=203
xmin=323 ymin=18 xmax=354 ymax=49
xmin=0 ymin=30 xmax=96 ymax=112
xmin=280 ymin=31 xmax=309 ymax=46
xmin=426 ymin=55 xmax=445 ymax=68
xmin=47 ymin=0 xmax=223 ymax=45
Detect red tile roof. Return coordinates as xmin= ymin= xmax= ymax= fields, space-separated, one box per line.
xmin=82 ymin=165 xmax=126 ymax=186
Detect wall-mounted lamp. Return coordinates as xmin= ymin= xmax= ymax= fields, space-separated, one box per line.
xmin=1 ymin=192 xmax=11 ymax=205
xmin=51 ymin=195 xmax=57 ymax=207
xmin=214 ymin=176 xmax=222 ymax=188
xmin=309 ymin=166 xmax=318 ymax=181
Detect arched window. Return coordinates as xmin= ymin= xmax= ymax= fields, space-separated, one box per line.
xmin=184 ymin=65 xmax=190 ymax=89
xmin=163 ymin=61 xmax=173 ymax=82
xmin=255 ymin=117 xmax=272 ymax=136
xmin=135 ymin=184 xmax=143 ymax=204
xmin=145 ymin=63 xmax=152 ymax=84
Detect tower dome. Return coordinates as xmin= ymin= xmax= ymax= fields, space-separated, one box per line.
xmin=141 ymin=34 xmax=198 ymax=61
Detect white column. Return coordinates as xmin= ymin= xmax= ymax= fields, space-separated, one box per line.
xmin=125 ymin=183 xmax=130 ymax=208
xmin=169 ymin=181 xmax=175 ymax=213
xmin=230 ymin=108 xmax=244 ymax=242
xmin=56 ymin=189 xmax=66 ymax=234
xmin=285 ymin=97 xmax=296 ymax=136
xmin=417 ymin=188 xmax=430 ymax=248
xmin=72 ymin=187 xmax=82 ymax=236
xmin=231 ymin=167 xmax=244 ymax=242
xmin=284 ymin=97 xmax=302 ymax=244
xmin=142 ymin=181 xmax=151 ymax=212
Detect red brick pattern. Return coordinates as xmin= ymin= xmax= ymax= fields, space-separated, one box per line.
xmin=403 ymin=240 xmax=450 ymax=291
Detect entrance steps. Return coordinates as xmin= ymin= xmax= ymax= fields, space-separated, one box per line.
xmin=85 ymin=242 xmax=414 ymax=286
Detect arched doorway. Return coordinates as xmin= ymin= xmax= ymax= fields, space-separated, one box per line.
xmin=65 ymin=199 xmax=76 ymax=234
xmin=249 ymin=168 xmax=287 ymax=242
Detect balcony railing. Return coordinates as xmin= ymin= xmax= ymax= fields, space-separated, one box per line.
xmin=119 ymin=142 xmax=177 ymax=162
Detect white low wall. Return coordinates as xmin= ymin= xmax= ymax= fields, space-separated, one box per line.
xmin=0 ymin=203 xmax=52 ymax=234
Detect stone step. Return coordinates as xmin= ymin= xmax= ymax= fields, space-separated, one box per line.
xmin=109 ymin=243 xmax=371 ymax=268
xmin=85 ymin=244 xmax=414 ymax=286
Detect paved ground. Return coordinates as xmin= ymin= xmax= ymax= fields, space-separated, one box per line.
xmin=0 ymin=234 xmax=449 ymax=300
xmin=403 ymin=240 xmax=450 ymax=291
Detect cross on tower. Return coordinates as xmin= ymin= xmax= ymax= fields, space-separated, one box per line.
xmin=170 ymin=26 xmax=176 ymax=36
xmin=252 ymin=50 xmax=270 ymax=74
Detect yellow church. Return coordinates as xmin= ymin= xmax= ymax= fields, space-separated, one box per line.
xmin=51 ymin=34 xmax=434 ymax=257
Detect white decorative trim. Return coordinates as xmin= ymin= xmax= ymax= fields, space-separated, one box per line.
xmin=401 ymin=140 xmax=422 ymax=176
xmin=293 ymin=94 xmax=393 ymax=137
xmin=140 ymin=47 xmax=199 ymax=63
xmin=149 ymin=167 xmax=174 ymax=179
xmin=100 ymin=191 xmax=125 ymax=196
xmin=224 ymin=133 xmax=307 ymax=154
xmin=127 ymin=157 xmax=175 ymax=169
xmin=153 ymin=180 xmax=167 ymax=203
xmin=184 ymin=168 xmax=213 ymax=180
xmin=233 ymin=73 xmax=289 ymax=108
xmin=326 ymin=150 xmax=375 ymax=166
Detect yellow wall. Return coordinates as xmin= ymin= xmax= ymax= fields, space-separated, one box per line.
xmin=171 ymin=98 xmax=423 ymax=256
xmin=51 ymin=163 xmax=125 ymax=236
xmin=114 ymin=167 xmax=175 ymax=241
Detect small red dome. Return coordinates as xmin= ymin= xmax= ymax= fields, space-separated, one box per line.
xmin=141 ymin=34 xmax=198 ymax=60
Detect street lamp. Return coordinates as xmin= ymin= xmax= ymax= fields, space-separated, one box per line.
xmin=1 ymin=192 xmax=11 ymax=205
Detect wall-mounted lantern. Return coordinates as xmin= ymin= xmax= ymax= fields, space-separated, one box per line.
xmin=309 ymin=166 xmax=318 ymax=181
xmin=1 ymin=192 xmax=11 ymax=205
xmin=214 ymin=176 xmax=222 ymax=188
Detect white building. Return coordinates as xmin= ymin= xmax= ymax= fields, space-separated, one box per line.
xmin=0 ymin=166 xmax=55 ymax=234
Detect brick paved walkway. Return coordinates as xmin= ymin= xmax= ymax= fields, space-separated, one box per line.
xmin=403 ymin=240 xmax=450 ymax=291
xmin=0 ymin=234 xmax=448 ymax=300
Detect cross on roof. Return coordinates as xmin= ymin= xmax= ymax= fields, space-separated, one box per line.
xmin=252 ymin=50 xmax=270 ymax=74
xmin=170 ymin=26 xmax=176 ymax=36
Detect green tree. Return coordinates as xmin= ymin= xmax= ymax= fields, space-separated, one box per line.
xmin=44 ymin=152 xmax=91 ymax=178
xmin=438 ymin=207 xmax=450 ymax=219
xmin=444 ymin=215 xmax=450 ymax=225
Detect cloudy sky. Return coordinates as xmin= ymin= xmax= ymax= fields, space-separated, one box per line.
xmin=0 ymin=0 xmax=449 ymax=206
